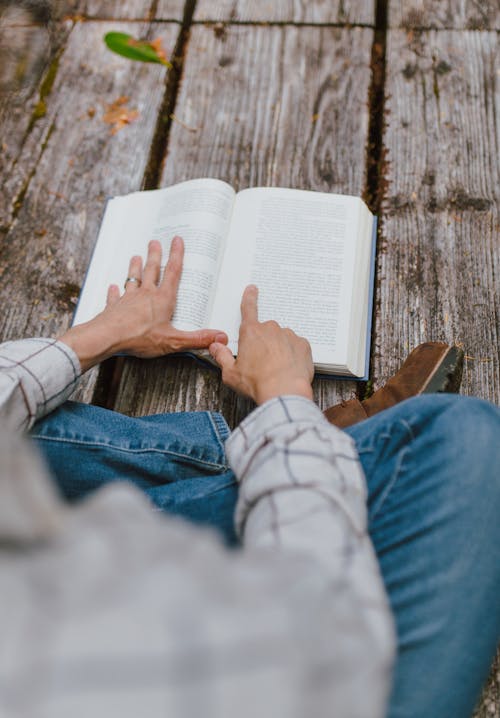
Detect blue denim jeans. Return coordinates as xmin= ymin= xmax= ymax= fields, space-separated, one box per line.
xmin=31 ymin=394 xmax=500 ymax=718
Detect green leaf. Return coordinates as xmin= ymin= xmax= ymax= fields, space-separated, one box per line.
xmin=104 ymin=32 xmax=171 ymax=67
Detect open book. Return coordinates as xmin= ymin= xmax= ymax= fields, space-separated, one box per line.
xmin=74 ymin=179 xmax=377 ymax=378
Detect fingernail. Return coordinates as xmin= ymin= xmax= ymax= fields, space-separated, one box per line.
xmin=215 ymin=332 xmax=227 ymax=343
xmin=172 ymin=236 xmax=182 ymax=247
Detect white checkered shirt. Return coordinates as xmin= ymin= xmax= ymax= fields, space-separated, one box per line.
xmin=0 ymin=339 xmax=395 ymax=717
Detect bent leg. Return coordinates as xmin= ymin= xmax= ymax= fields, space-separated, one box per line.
xmin=346 ymin=394 xmax=500 ymax=718
xmin=31 ymin=401 xmax=238 ymax=544
xmin=32 ymin=394 xmax=500 ymax=712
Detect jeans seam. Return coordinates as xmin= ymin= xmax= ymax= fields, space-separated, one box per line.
xmin=207 ymin=412 xmax=231 ymax=467
xmin=32 ymin=435 xmax=229 ymax=471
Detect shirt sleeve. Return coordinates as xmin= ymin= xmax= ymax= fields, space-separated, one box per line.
xmin=226 ymin=395 xmax=396 ymax=714
xmin=0 ymin=338 xmax=81 ymax=431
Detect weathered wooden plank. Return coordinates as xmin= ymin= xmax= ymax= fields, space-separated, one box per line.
xmin=64 ymin=0 xmax=185 ymax=21
xmin=374 ymin=30 xmax=500 ymax=405
xmin=0 ymin=21 xmax=180 ymax=400
xmin=58 ymin=1 xmax=152 ymax=20
xmin=0 ymin=5 xmax=51 ymax=95
xmin=38 ymin=0 xmax=185 ymax=22
xmin=113 ymin=24 xmax=374 ymax=425
xmin=390 ymin=0 xmax=500 ymax=30
xmin=0 ymin=6 xmax=72 ymax=230
xmin=114 ymin=355 xmax=256 ymax=430
xmin=0 ymin=0 xmax=169 ymax=24
xmin=191 ymin=0 xmax=375 ymax=24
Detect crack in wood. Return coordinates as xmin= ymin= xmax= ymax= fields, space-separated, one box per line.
xmin=10 ymin=120 xmax=56 ymax=223
xmin=23 ymin=48 xmax=63 ymax=139
xmin=365 ymin=0 xmax=388 ymax=215
xmin=142 ymin=0 xmax=197 ymax=190
xmin=360 ymin=0 xmax=388 ymax=400
xmin=192 ymin=20 xmax=375 ymax=28
xmin=148 ymin=0 xmax=160 ymax=22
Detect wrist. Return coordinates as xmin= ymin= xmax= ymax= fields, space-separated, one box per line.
xmin=59 ymin=316 xmax=122 ymax=372
xmin=255 ymin=377 xmax=313 ymax=405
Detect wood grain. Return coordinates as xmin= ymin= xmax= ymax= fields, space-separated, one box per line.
xmin=0 ymin=21 xmax=179 ymax=399
xmin=77 ymin=0 xmax=186 ymax=21
xmin=191 ymin=0 xmax=375 ymax=24
xmin=113 ymin=24 xmax=374 ymax=424
xmin=60 ymin=1 xmax=159 ymax=20
xmin=374 ymin=30 xmax=500 ymax=404
xmin=390 ymin=0 xmax=500 ymax=30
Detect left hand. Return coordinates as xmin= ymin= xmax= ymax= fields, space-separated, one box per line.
xmin=59 ymin=237 xmax=228 ymax=372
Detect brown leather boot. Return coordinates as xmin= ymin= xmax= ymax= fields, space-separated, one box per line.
xmin=323 ymin=342 xmax=464 ymax=428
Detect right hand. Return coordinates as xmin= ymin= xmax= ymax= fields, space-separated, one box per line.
xmin=208 ymin=285 xmax=314 ymax=405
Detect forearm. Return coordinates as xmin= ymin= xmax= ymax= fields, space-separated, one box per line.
xmin=0 ymin=338 xmax=81 ymax=431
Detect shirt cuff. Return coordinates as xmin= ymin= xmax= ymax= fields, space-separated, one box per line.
xmin=226 ymin=395 xmax=337 ymax=475
xmin=0 ymin=338 xmax=82 ymax=429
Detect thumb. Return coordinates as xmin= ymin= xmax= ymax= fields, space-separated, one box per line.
xmin=173 ymin=329 xmax=228 ymax=350
xmin=209 ymin=341 xmax=235 ymax=372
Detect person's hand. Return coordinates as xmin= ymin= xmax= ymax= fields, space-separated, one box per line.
xmin=208 ymin=285 xmax=314 ymax=405
xmin=59 ymin=237 xmax=228 ymax=372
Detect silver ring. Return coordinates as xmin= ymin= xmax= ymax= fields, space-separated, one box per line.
xmin=124 ymin=276 xmax=141 ymax=289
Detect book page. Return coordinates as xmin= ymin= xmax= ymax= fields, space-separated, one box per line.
xmin=209 ymin=188 xmax=361 ymax=366
xmin=73 ymin=179 xmax=235 ymax=330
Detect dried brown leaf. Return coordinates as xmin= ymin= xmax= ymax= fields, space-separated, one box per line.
xmin=103 ymin=96 xmax=139 ymax=135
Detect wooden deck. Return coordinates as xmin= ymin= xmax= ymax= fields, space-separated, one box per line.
xmin=0 ymin=1 xmax=498 ymax=713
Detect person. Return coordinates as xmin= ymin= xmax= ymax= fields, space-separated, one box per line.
xmin=0 ymin=238 xmax=499 ymax=718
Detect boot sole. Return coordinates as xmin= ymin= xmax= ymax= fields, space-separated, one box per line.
xmin=420 ymin=346 xmax=464 ymax=394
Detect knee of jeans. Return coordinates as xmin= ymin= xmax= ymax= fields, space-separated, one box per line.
xmin=428 ymin=395 xmax=500 ymax=494
xmin=431 ymin=394 xmax=499 ymax=438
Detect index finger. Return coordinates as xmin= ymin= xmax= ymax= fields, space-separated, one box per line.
xmin=241 ymin=284 xmax=258 ymax=323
